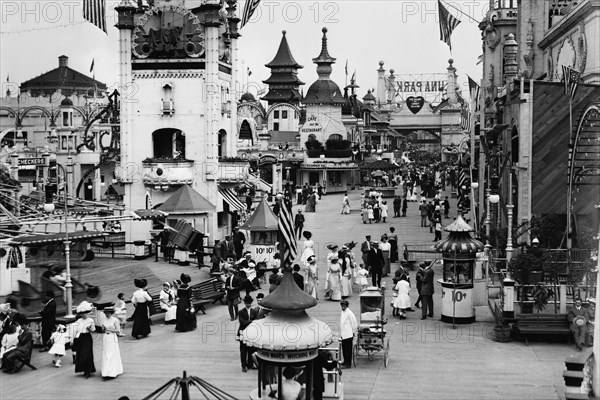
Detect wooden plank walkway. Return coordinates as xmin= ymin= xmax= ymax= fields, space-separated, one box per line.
xmin=1 ymin=190 xmax=574 ymax=399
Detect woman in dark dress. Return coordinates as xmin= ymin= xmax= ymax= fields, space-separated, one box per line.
xmin=175 ymin=274 xmax=197 ymax=332
xmin=131 ymin=278 xmax=152 ymax=339
xmin=72 ymin=302 xmax=96 ymax=378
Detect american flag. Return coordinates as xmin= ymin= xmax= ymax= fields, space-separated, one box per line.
xmin=278 ymin=198 xmax=297 ymax=269
xmin=241 ymin=0 xmax=260 ymax=29
xmin=460 ymin=104 xmax=471 ymax=131
xmin=83 ymin=0 xmax=107 ymax=34
xmin=457 ymin=165 xmax=470 ymax=211
xmin=438 ymin=0 xmax=461 ymax=51
xmin=468 ymin=75 xmax=481 ymax=112
xmin=562 ymin=65 xmax=581 ymax=100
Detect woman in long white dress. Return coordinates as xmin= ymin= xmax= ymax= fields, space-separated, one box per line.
xmin=326 ymin=257 xmax=342 ymax=301
xmin=392 ymin=275 xmax=411 ymax=319
xmin=300 ymin=231 xmax=315 ymax=266
xmin=339 ymin=250 xmax=353 ymax=298
xmin=159 ymin=282 xmax=177 ymax=324
xmin=304 ymin=255 xmax=318 ymax=299
xmin=101 ymin=307 xmax=124 ymax=379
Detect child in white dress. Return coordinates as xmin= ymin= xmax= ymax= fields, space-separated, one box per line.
xmin=1 ymin=325 xmax=18 ymax=361
xmin=48 ymin=324 xmax=68 ymax=367
xmin=355 ymin=264 xmax=369 ymax=292
xmin=114 ymin=293 xmax=127 ymax=330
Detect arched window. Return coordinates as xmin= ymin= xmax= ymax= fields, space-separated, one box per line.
xmin=152 ymin=128 xmax=185 ymax=159
xmin=328 ymin=134 xmax=343 ymax=141
xmin=239 ymin=120 xmax=253 ymax=140
xmin=218 ymin=129 xmax=227 ymax=157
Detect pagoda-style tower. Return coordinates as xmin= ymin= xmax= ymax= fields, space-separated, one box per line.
xmin=261 ymin=30 xmax=304 ymax=105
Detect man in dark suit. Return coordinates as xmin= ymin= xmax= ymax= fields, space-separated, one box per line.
xmin=253 ymin=293 xmax=270 ymax=320
xmin=238 ymin=295 xmax=258 ymax=372
xmin=568 ymin=298 xmax=593 ymax=350
xmin=360 ymin=235 xmax=372 ymax=269
xmin=415 ymin=263 xmax=425 ymax=309
xmin=420 ymin=261 xmax=435 ymax=319
xmin=232 ymin=227 xmax=246 ymax=260
xmin=224 ymin=268 xmax=242 ymax=321
xmin=294 ymin=210 xmax=305 ymax=239
xmin=292 ymin=264 xmax=304 ymax=291
xmin=1 ymin=314 xmax=33 ymax=373
xmin=367 ymin=242 xmax=385 ymax=288
xmin=39 ymin=291 xmax=56 ymax=351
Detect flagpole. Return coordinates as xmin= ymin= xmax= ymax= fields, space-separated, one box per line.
xmin=440 ymin=0 xmax=480 ymax=23
xmin=566 ymin=93 xmax=573 ymax=250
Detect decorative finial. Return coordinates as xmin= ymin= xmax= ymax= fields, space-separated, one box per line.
xmin=379 ymin=60 xmax=384 ymax=66
xmin=389 ymin=68 xmax=394 ymax=74
xmin=448 ymin=58 xmax=454 ymax=65
xmin=322 ymin=27 xmax=327 ymax=34
xmin=282 ymin=30 xmax=286 ymax=35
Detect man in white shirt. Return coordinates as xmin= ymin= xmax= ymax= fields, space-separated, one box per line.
xmin=339 ymin=300 xmax=357 ymax=368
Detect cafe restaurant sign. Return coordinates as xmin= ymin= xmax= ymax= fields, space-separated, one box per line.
xmin=300 ymin=115 xmax=322 ymax=134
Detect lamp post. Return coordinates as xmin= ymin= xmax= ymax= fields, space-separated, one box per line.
xmin=42 ymin=152 xmax=74 ymax=319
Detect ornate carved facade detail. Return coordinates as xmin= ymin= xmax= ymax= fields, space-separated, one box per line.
xmin=483 ymin=20 xmax=501 ymax=50
xmin=522 ymin=19 xmax=535 ymax=79
xmin=577 ymin=23 xmax=587 ymax=74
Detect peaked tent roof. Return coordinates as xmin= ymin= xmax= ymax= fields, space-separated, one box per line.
xmin=265 ymin=31 xmax=303 ymax=69
xmin=157 ymin=185 xmax=214 ymax=214
xmin=239 ymin=198 xmax=278 ymax=231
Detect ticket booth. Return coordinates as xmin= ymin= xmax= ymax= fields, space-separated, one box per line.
xmin=434 ymin=215 xmax=484 ymax=324
xmin=239 ymin=198 xmax=279 ymax=271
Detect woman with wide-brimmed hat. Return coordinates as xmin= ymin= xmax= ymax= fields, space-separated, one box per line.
xmin=72 ymin=301 xmax=96 ymax=378
xmin=101 ymin=307 xmax=123 ymax=379
xmin=326 ymin=256 xmax=342 ymax=301
xmin=175 ymin=274 xmax=197 ymax=332
xmin=131 ymin=279 xmax=152 ymax=339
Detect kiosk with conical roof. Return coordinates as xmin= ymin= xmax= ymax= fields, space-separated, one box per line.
xmin=433 ymin=215 xmax=484 ymax=324
xmin=243 ymin=269 xmax=334 ymax=399
xmin=239 ymin=198 xmax=279 ymax=270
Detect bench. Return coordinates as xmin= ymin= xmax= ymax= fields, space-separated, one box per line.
xmin=191 ymin=277 xmax=226 ymax=307
xmin=513 ymin=313 xmax=571 ymax=345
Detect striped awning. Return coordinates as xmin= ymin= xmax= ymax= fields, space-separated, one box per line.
xmin=219 ymin=188 xmax=245 ymax=212
xmin=10 ymin=231 xmax=108 ymax=245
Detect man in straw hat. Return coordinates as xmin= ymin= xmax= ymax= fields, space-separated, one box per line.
xmin=568 ymin=298 xmax=592 ymax=351
xmin=238 ymin=295 xmax=257 ymax=372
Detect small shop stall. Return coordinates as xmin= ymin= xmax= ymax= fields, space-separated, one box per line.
xmin=243 ymin=270 xmax=337 ymax=400
xmin=239 ymin=198 xmax=278 ymax=274
xmin=433 ymin=215 xmax=484 ymax=324
xmin=359 ymin=160 xmax=401 ymax=197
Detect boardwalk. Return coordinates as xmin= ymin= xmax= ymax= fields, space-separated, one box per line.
xmin=1 ymin=189 xmax=573 ymax=400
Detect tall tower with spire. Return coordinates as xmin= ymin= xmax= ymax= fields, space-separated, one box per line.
xmin=261 ymin=30 xmax=304 ymax=106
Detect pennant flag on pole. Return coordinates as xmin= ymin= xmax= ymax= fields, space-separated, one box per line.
xmin=438 ymin=0 xmax=461 ymax=51
xmin=467 ymin=75 xmax=481 ymax=112
xmin=278 ymin=198 xmax=297 ymax=268
xmin=83 ymin=0 xmax=107 ymax=34
xmin=562 ymin=65 xmax=581 ymax=100
xmin=476 ymin=54 xmax=484 ymax=65
xmin=241 ymin=0 xmax=260 ymax=29
xmin=90 ymin=58 xmax=95 ymax=73
xmin=351 ymin=71 xmax=356 ymax=82
xmin=345 ymin=60 xmax=348 ymax=76
xmin=247 ymin=67 xmax=252 ymax=77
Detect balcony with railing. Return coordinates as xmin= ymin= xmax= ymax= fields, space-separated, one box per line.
xmin=141 ymin=158 xmax=195 ymax=187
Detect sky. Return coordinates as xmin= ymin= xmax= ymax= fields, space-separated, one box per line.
xmin=0 ymin=0 xmax=491 ymax=102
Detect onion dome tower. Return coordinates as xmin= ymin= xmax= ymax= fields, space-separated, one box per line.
xmin=242 ymin=269 xmax=333 ymax=398
xmin=303 ymin=28 xmax=345 ymax=106
xmin=261 ymin=30 xmax=304 ymax=105
xmin=433 ymin=215 xmax=484 ymax=324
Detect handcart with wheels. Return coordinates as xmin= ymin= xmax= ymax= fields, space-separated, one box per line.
xmin=353 ymin=286 xmax=390 ymax=367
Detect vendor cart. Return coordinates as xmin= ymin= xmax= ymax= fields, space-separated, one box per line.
xmin=353 ymin=286 xmax=389 ymax=367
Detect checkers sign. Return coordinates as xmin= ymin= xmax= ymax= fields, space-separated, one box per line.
xmin=17 ymin=158 xmax=46 ymax=167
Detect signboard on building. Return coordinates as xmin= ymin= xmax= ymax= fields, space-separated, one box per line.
xmin=17 ymin=158 xmax=46 ymax=169
xmin=300 ymin=115 xmax=322 ymax=135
